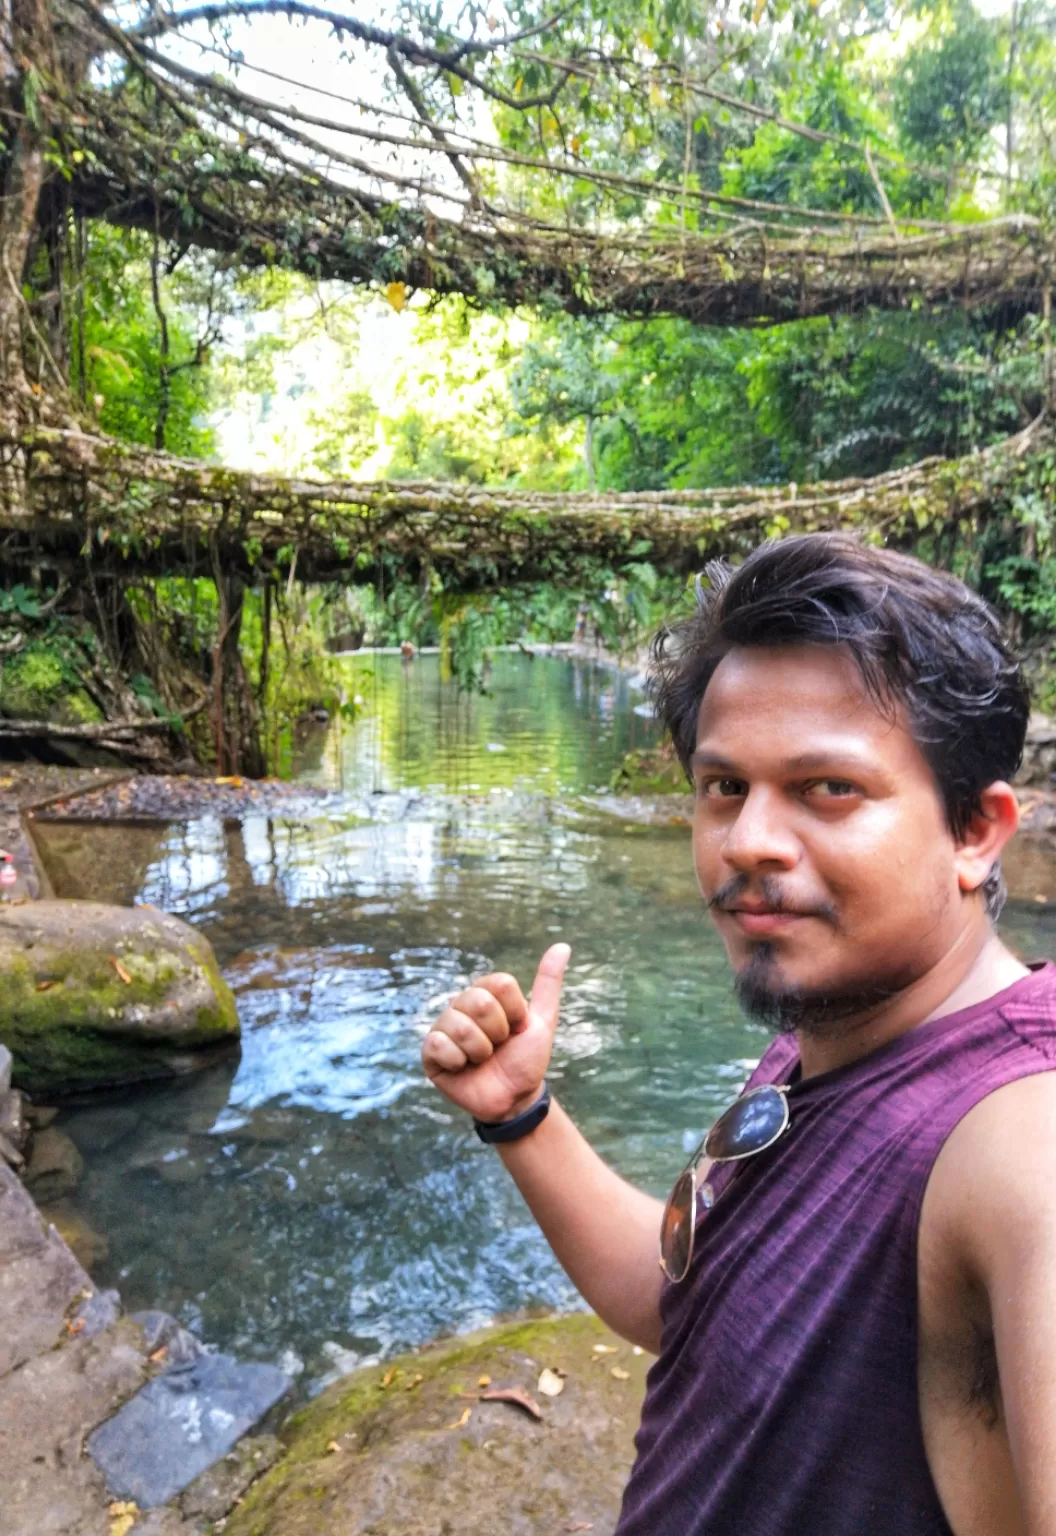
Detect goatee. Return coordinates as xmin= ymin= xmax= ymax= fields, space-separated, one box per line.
xmin=735 ymin=943 xmax=899 ymax=1037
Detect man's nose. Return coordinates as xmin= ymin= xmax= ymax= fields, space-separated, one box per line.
xmin=721 ymin=787 xmax=800 ymax=872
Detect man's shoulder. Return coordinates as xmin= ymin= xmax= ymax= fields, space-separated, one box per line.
xmin=926 ymin=1070 xmax=1056 ymax=1254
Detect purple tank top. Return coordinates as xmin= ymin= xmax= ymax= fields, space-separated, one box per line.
xmin=616 ymin=962 xmax=1056 ymax=1536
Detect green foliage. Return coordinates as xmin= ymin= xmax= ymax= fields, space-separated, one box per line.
xmin=0 ymin=585 xmax=42 ymax=619
xmin=69 ymin=227 xmax=215 ymax=456
xmin=894 ymin=3 xmax=1009 ymax=168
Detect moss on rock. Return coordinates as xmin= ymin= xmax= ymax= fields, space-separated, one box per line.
xmin=0 ymin=900 xmax=239 ymax=1095
xmin=0 ymin=641 xmax=102 ymax=726
xmin=225 ymin=1314 xmax=649 ymax=1536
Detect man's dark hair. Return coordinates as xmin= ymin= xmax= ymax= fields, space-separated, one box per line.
xmin=652 ymin=535 xmax=1029 ymax=913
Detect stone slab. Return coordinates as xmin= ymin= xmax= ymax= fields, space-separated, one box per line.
xmin=87 ymin=1354 xmax=290 ymax=1509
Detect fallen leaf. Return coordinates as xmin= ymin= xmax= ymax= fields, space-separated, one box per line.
xmin=445 ymin=1405 xmax=472 ymax=1430
xmin=107 ymin=1502 xmax=138 ymax=1536
xmin=477 ymin=1374 xmax=491 ymax=1388
xmin=566 ymin=1524 xmax=594 ymax=1532
xmin=65 ymin=1317 xmax=85 ymax=1337
xmin=385 ymin=280 xmax=407 ymax=313
xmin=326 ymin=1439 xmax=341 ymax=1454
xmin=537 ymin=1367 xmax=565 ymax=1397
xmin=405 ymin=1372 xmax=424 ymax=1391
xmin=592 ymin=1344 xmax=618 ymax=1355
xmin=480 ymin=1386 xmax=543 ymax=1420
xmin=611 ymin=1367 xmax=630 ymax=1381
xmin=35 ymin=979 xmax=58 ymax=992
xmin=632 ymin=1346 xmax=644 ymax=1356
xmin=109 ymin=956 xmax=132 ymax=985
xmin=149 ymin=1345 xmax=168 ymax=1363
xmin=381 ymin=1366 xmax=398 ymax=1388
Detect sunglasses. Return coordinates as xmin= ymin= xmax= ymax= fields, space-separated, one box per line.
xmin=659 ymin=1083 xmax=792 ymax=1283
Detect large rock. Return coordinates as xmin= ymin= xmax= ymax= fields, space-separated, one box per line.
xmin=0 ymin=900 xmax=239 ymax=1094
xmin=224 ymin=1314 xmax=650 ymax=1536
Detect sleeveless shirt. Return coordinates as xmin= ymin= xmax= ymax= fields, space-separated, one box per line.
xmin=615 ymin=962 xmax=1056 ymax=1536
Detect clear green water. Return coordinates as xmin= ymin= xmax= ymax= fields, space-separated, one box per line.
xmin=37 ymin=655 xmax=1056 ymax=1392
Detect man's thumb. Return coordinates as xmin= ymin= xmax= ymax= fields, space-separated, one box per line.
xmin=528 ymin=942 xmax=571 ymax=1033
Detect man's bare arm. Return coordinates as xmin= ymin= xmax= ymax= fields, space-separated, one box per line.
xmin=421 ymin=944 xmax=665 ymax=1353
xmin=930 ymin=1073 xmax=1056 ymax=1534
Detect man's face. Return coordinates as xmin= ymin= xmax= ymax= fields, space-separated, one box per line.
xmin=692 ymin=644 xmax=970 ymax=1028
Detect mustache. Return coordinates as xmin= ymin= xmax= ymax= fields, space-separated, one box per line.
xmin=707 ymin=873 xmax=837 ymax=925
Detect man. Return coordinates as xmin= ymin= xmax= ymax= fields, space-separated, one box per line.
xmin=421 ymin=534 xmax=1056 ymax=1535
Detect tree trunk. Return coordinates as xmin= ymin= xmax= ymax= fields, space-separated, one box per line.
xmin=0 ymin=117 xmax=44 ymax=519
xmin=211 ymin=569 xmax=265 ymax=778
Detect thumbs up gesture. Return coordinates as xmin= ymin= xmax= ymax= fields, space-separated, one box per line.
xmin=421 ymin=944 xmax=570 ymax=1124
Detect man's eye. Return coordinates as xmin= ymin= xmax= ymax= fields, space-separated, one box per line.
xmin=807 ymin=780 xmax=858 ymax=799
xmin=701 ymin=778 xmax=745 ymax=799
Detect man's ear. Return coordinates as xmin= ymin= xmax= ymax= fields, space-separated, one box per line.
xmin=955 ymin=781 xmax=1020 ymax=896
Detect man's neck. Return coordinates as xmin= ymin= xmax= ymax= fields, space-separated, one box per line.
xmin=796 ymin=925 xmax=1029 ymax=1080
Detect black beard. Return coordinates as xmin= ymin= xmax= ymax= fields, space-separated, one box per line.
xmin=734 ymin=942 xmax=900 ymax=1038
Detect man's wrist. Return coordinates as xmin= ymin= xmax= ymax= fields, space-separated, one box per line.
xmin=474 ymin=1084 xmax=551 ymax=1144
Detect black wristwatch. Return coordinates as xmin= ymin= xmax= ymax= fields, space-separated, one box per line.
xmin=474 ymin=1084 xmax=551 ymax=1144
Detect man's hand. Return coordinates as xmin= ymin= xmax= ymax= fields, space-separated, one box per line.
xmin=421 ymin=943 xmax=570 ymax=1123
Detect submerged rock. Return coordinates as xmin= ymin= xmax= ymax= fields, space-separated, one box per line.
xmin=224 ymin=1314 xmax=649 ymax=1536
xmin=0 ymin=900 xmax=240 ymax=1094
xmin=24 ymin=1126 xmax=84 ymax=1201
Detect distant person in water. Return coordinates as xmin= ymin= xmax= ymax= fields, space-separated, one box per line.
xmin=422 ymin=533 xmax=1056 ymax=1535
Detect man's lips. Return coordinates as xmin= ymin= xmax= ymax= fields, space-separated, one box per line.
xmin=718 ymin=906 xmax=817 ymax=936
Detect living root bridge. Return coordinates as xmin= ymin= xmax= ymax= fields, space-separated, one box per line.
xmin=0 ymin=420 xmax=1047 ymax=588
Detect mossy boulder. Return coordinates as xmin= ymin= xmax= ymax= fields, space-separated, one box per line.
xmin=225 ymin=1313 xmax=649 ymax=1536
xmin=0 ymin=641 xmax=102 ymax=725
xmin=0 ymin=900 xmax=239 ymax=1094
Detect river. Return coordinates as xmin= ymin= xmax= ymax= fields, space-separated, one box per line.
xmin=32 ymin=653 xmax=1056 ymax=1392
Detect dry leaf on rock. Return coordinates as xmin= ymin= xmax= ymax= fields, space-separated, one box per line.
xmin=611 ymin=1367 xmax=630 ymax=1381
xmin=381 ymin=1366 xmax=398 ymax=1388
xmin=566 ymin=1524 xmax=595 ymax=1532
xmin=445 ymin=1406 xmax=472 ymax=1430
xmin=107 ymin=1502 xmax=138 ymax=1536
xmin=109 ymin=956 xmax=132 ymax=985
xmin=592 ymin=1344 xmax=617 ymax=1355
xmin=480 ymin=1385 xmax=543 ymax=1420
xmin=405 ymin=1372 xmax=424 ymax=1391
xmin=477 ymin=1374 xmax=491 ymax=1387
xmin=537 ymin=1367 xmax=566 ymax=1397
xmin=326 ymin=1439 xmax=341 ymax=1454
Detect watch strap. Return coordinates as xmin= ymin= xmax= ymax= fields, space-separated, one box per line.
xmin=474 ymin=1084 xmax=551 ymax=1144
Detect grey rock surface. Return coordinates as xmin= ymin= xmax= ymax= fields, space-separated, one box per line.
xmin=131 ymin=1310 xmax=207 ymax=1367
xmin=0 ymin=1089 xmax=29 ymax=1153
xmin=74 ymin=1287 xmax=123 ymax=1340
xmin=87 ymin=1354 xmax=289 ymax=1508
xmin=0 ymin=1159 xmax=90 ymax=1375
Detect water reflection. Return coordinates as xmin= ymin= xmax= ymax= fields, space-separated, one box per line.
xmin=33 ymin=656 xmax=1056 ymax=1393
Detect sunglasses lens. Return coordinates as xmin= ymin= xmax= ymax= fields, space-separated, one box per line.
xmin=660 ymin=1167 xmax=697 ymax=1283
xmin=705 ymin=1086 xmax=788 ymax=1161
